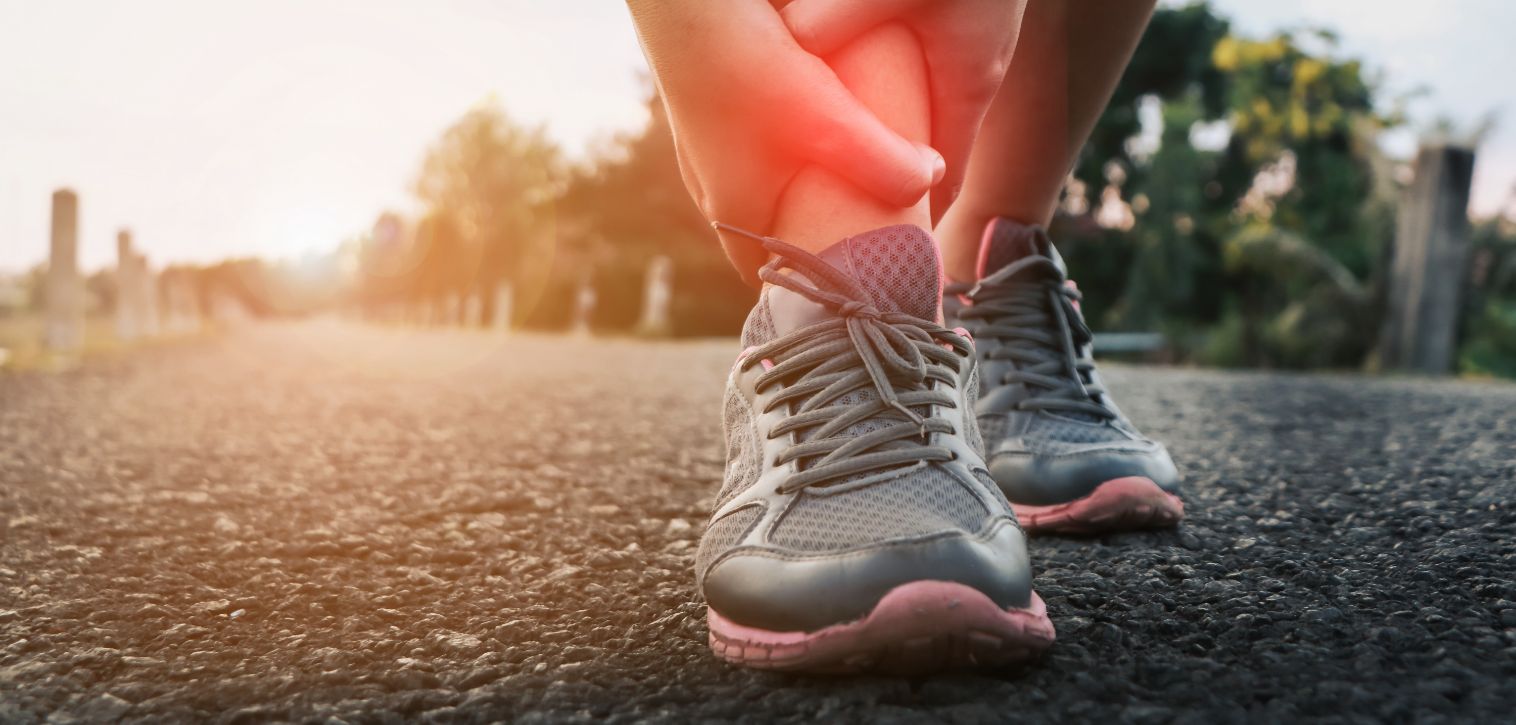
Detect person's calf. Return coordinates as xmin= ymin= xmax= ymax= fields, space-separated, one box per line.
xmin=768 ymin=20 xmax=933 ymax=254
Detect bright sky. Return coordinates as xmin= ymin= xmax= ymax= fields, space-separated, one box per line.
xmin=2 ymin=0 xmax=1512 ymax=273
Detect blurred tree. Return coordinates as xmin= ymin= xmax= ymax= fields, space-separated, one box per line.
xmin=1061 ymin=3 xmax=1400 ymax=369
xmin=411 ymin=211 xmax=471 ymax=321
xmin=552 ymin=91 xmax=754 ymax=336
xmin=1460 ymin=214 xmax=1516 ymax=377
xmin=1108 ymin=94 xmax=1223 ymax=332
xmin=1072 ymin=2 xmax=1230 ymax=205
xmin=1215 ymin=30 xmax=1388 ymax=277
xmin=414 ymin=102 xmax=562 ymax=323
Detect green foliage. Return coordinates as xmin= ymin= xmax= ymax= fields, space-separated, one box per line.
xmin=1459 ymin=217 xmax=1516 ymax=377
xmin=1218 ymin=224 xmax=1376 ymax=367
xmin=1075 ymin=3 xmax=1230 ymax=200
xmin=1215 ymin=31 xmax=1386 ymax=276
xmin=1110 ymin=94 xmax=1223 ymax=331
xmin=1460 ymin=301 xmax=1516 ymax=379
xmin=1065 ymin=2 xmax=1409 ymax=371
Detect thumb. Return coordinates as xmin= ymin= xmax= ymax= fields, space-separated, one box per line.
xmin=781 ymin=0 xmax=923 ymax=57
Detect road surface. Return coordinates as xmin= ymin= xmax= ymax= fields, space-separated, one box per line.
xmin=2 ymin=322 xmax=1513 ymax=723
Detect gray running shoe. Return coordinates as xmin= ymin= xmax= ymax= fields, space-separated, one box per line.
xmin=944 ymin=218 xmax=1183 ymax=534
xmin=696 ymin=223 xmax=1054 ymax=674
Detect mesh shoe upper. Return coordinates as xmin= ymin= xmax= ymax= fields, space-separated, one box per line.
xmin=696 ymin=224 xmax=1034 ymax=632
xmin=945 ymin=218 xmax=1179 ymax=506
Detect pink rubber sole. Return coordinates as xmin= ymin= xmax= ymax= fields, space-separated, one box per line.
xmin=707 ymin=581 xmax=1055 ymax=674
xmin=1012 ymin=476 xmax=1184 ymax=534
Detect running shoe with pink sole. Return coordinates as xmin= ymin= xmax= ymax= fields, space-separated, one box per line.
xmin=944 ymin=218 xmax=1184 ymax=535
xmin=696 ymin=223 xmax=1055 ymax=674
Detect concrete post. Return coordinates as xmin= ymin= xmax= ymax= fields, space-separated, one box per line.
xmin=46 ymin=190 xmax=84 ymax=352
xmin=492 ymin=282 xmax=513 ymax=332
xmin=636 ymin=255 xmax=674 ymax=337
xmin=1381 ymin=144 xmax=1476 ymax=374
xmin=116 ymin=230 xmax=140 ymax=341
xmin=174 ymin=278 xmax=201 ymax=333
xmin=139 ymin=257 xmax=159 ymax=337
xmin=463 ymin=292 xmax=482 ymax=328
xmin=571 ymin=273 xmax=595 ymax=336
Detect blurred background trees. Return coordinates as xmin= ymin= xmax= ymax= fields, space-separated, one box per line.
xmin=350 ymin=104 xmax=563 ymax=327
xmin=1055 ymin=4 xmax=1398 ymax=369
xmin=329 ymin=1 xmax=1515 ymax=378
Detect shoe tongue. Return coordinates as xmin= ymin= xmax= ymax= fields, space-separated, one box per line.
xmin=748 ymin=224 xmax=942 ymax=342
xmin=976 ymin=218 xmax=1067 ymax=282
xmin=818 ymin=224 xmax=942 ymax=322
xmin=975 ymin=219 xmax=1103 ymax=423
xmin=758 ymin=225 xmax=943 ymax=477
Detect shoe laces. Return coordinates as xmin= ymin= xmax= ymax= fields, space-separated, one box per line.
xmin=716 ymin=223 xmax=971 ymax=494
xmin=945 ymin=255 xmax=1113 ymax=421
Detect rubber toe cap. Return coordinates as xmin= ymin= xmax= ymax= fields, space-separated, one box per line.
xmin=701 ymin=519 xmax=1033 ymax=632
xmin=988 ymin=443 xmax=1179 ymax=506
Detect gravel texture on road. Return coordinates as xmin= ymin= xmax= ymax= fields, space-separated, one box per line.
xmin=2 ymin=322 xmax=1514 ymax=723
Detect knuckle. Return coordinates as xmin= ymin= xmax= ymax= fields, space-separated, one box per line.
xmin=964 ymin=64 xmax=1007 ymax=103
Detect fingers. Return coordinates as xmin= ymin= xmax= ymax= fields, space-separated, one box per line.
xmin=783 ymin=58 xmax=943 ymax=208
xmin=927 ymin=59 xmax=1008 ymax=222
xmin=928 ymin=104 xmax=985 ymax=224
xmin=780 ymin=0 xmax=923 ymax=56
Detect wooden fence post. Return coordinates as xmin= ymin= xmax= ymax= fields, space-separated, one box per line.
xmin=1380 ymin=144 xmax=1476 ymax=374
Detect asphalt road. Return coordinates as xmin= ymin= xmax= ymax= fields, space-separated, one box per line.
xmin=2 ymin=322 xmax=1514 ymax=723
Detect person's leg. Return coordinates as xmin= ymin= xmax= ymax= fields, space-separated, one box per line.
xmin=767 ymin=21 xmax=930 ymax=252
xmin=936 ymin=0 xmax=1183 ymax=534
xmin=935 ymin=0 xmax=1156 ymax=282
xmin=697 ymin=20 xmax=1052 ymax=673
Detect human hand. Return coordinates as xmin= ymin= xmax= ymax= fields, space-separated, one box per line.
xmin=627 ymin=0 xmax=945 ymax=283
xmin=780 ymin=0 xmax=1024 ymax=222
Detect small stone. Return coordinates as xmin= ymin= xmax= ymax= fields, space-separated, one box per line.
xmin=556 ymin=661 xmax=592 ymax=679
xmin=1304 ymin=607 xmax=1344 ymax=624
xmin=191 ymin=599 xmax=230 ymax=614
xmin=1165 ymin=565 xmax=1195 ymax=580
xmin=440 ymin=632 xmax=483 ymax=651
xmin=471 ymin=512 xmax=508 ymax=529
xmin=666 ymin=519 xmax=692 ymax=534
xmin=81 ymin=694 xmax=131 ymax=721
xmin=541 ymin=566 xmax=581 ymax=584
xmin=213 ymin=516 xmax=240 ymax=534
